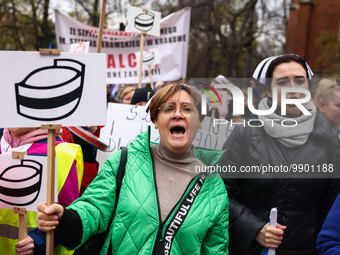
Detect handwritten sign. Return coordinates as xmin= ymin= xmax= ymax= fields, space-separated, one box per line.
xmin=96 ymin=103 xmax=159 ymax=169
xmin=0 ymin=155 xmax=57 ymax=211
xmin=0 ymin=51 xmax=107 ymax=128
xmin=192 ymin=116 xmax=233 ymax=150
xmin=127 ymin=6 xmax=161 ymax=36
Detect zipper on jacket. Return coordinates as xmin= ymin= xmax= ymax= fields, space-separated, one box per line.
xmin=150 ymin=137 xmax=163 ymax=255
xmin=148 ymin=127 xmax=205 ymax=254
xmin=149 ymin=140 xmax=203 ymax=253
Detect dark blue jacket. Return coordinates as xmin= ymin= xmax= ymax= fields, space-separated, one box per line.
xmin=316 ymin=193 xmax=340 ymax=255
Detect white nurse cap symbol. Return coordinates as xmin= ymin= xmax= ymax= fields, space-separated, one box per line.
xmin=134 ymin=11 xmax=155 ymax=32
xmin=15 ymin=59 xmax=85 ymax=121
xmin=143 ymin=50 xmax=155 ymax=65
xmin=0 ymin=159 xmax=43 ymax=206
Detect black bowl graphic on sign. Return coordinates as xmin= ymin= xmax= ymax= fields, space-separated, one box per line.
xmin=15 ymin=59 xmax=85 ymax=121
xmin=143 ymin=51 xmax=155 ymax=65
xmin=134 ymin=11 xmax=155 ymax=32
xmin=0 ymin=159 xmax=43 ymax=206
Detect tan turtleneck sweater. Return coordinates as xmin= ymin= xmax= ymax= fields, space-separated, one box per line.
xmin=150 ymin=143 xmax=206 ymax=222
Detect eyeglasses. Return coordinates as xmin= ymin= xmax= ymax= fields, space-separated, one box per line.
xmin=159 ymin=102 xmax=196 ymax=116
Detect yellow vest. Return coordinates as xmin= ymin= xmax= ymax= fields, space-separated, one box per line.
xmin=0 ymin=143 xmax=83 ymax=255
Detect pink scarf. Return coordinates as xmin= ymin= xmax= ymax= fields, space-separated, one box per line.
xmin=2 ymin=128 xmax=48 ymax=148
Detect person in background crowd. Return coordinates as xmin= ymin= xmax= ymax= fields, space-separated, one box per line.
xmin=106 ymin=84 xmax=120 ymax=104
xmin=221 ymin=54 xmax=340 ymax=255
xmin=130 ymin=86 xmax=155 ymax=106
xmin=155 ymin=81 xmax=164 ymax=90
xmin=314 ymin=79 xmax=340 ymax=134
xmin=119 ymin=86 xmax=136 ymax=104
xmin=316 ymin=193 xmax=340 ymax=254
xmin=36 ymin=81 xmax=229 ymax=254
xmin=0 ymin=127 xmax=83 ymax=255
xmin=116 ymin=84 xmax=126 ymax=100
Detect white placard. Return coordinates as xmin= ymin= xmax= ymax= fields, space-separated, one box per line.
xmin=96 ymin=103 xmax=160 ymax=169
xmin=0 ymin=155 xmax=57 ymax=211
xmin=135 ymin=48 xmax=161 ymax=66
xmin=127 ymin=6 xmax=161 ymax=37
xmin=0 ymin=51 xmax=107 ymax=128
xmin=192 ymin=116 xmax=233 ymax=150
xmin=55 ymin=7 xmax=191 ymax=84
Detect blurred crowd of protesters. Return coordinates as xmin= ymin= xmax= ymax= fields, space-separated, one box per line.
xmin=2 ymin=53 xmax=340 ymax=255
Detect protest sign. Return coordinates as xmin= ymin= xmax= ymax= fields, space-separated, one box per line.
xmin=127 ymin=6 xmax=161 ymax=37
xmin=55 ymin=7 xmax=191 ymax=84
xmin=0 ymin=155 xmax=56 ymax=211
xmin=0 ymin=51 xmax=106 ymax=128
xmin=192 ymin=116 xmax=233 ymax=150
xmin=135 ymin=48 xmax=161 ymax=66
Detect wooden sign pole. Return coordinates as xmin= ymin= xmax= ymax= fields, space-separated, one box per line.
xmin=137 ymin=8 xmax=152 ymax=88
xmin=41 ymin=124 xmax=61 ymax=255
xmin=12 ymin=151 xmax=28 ymax=242
xmin=14 ymin=207 xmax=27 ymax=241
xmin=96 ymin=0 xmax=107 ymax=53
xmin=138 ymin=31 xmax=147 ymax=88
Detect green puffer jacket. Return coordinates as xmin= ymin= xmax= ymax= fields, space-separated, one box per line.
xmin=68 ymin=129 xmax=229 ymax=254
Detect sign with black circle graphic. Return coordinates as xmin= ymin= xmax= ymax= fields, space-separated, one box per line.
xmin=0 ymin=155 xmax=56 ymax=211
xmin=127 ymin=6 xmax=161 ymax=37
xmin=0 ymin=51 xmax=107 ymax=127
xmin=135 ymin=49 xmax=161 ymax=66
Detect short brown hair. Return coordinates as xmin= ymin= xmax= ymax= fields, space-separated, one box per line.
xmin=149 ymin=80 xmax=203 ymax=122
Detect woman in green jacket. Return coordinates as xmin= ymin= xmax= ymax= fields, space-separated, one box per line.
xmin=36 ymin=81 xmax=229 ymax=254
